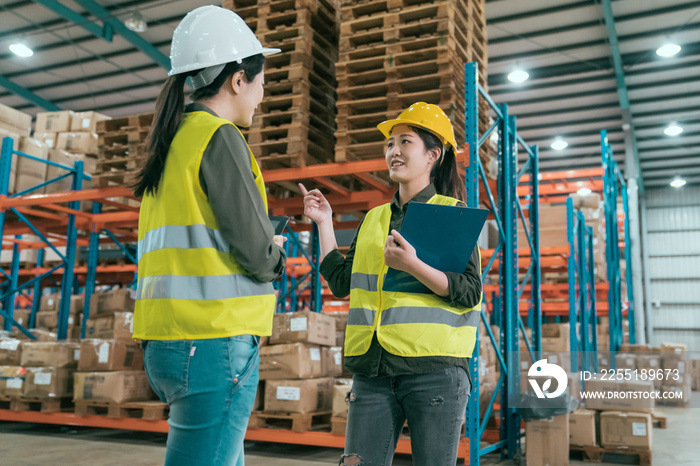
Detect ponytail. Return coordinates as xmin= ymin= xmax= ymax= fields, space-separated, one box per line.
xmin=132 ymin=74 xmax=188 ymax=198
xmin=132 ymin=54 xmax=265 ymax=198
xmin=409 ymin=125 xmax=466 ymax=202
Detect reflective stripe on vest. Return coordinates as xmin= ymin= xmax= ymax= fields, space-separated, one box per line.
xmin=138 ymin=224 xmax=229 ymax=261
xmin=345 ymin=194 xmax=481 ymax=358
xmin=134 ymin=111 xmax=276 ymax=340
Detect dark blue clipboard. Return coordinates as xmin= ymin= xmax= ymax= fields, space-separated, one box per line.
xmin=383 ymin=202 xmax=489 ymax=294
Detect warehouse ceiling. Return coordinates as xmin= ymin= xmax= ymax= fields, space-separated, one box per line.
xmin=0 ymin=0 xmax=698 ymax=188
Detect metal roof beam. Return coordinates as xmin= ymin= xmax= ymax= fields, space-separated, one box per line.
xmin=32 ymin=0 xmax=113 ymax=41
xmin=0 ymin=75 xmax=60 ymax=111
xmin=72 ymin=0 xmax=169 ymax=69
xmin=601 ymin=0 xmax=643 ymax=192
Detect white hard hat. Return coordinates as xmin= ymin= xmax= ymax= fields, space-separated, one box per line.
xmin=169 ymin=5 xmax=280 ymax=78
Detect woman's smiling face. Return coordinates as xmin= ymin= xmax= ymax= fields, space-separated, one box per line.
xmin=385 ymin=124 xmax=438 ymax=183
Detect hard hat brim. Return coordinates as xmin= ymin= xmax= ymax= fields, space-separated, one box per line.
xmin=377 ymin=118 xmax=457 ymax=152
xmin=169 ymin=48 xmax=282 ymax=76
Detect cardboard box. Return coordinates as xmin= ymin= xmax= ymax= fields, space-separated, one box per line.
xmin=332 ymin=383 xmax=352 ymax=418
xmin=323 ymin=347 xmax=343 ymax=377
xmin=78 ymin=339 xmax=143 ymax=371
xmin=44 ymin=149 xmax=83 ymax=193
xmin=11 ymin=328 xmax=57 ymax=342
xmin=570 ymin=193 xmax=600 ymax=209
xmin=569 ymin=409 xmax=597 ymax=446
xmin=34 ymin=132 xmax=58 ymax=149
xmin=1 ymin=309 xmax=30 ymax=330
xmin=542 ymin=323 xmax=570 ymax=352
xmin=89 ymin=289 xmax=135 ymax=316
xmin=73 ymin=371 xmax=151 ymax=403
xmin=526 ymin=414 xmax=569 ymax=466
xmin=23 ymin=366 xmax=73 ymax=398
xmin=598 ymin=352 xmax=611 ymax=371
xmin=615 ymin=353 xmax=637 ymax=371
xmin=324 ymin=311 xmax=348 ymax=334
xmin=40 ymin=294 xmax=60 ymax=312
xmin=659 ymin=382 xmax=692 ymax=405
xmin=20 ymin=342 xmax=80 ymax=368
xmin=71 ymin=111 xmax=110 ymax=133
xmin=270 ymin=311 xmax=335 ymax=346
xmin=56 ymin=132 xmax=98 ymax=154
xmin=0 ymin=365 xmax=26 ymax=396
xmin=15 ymin=137 xmax=48 ymax=193
xmin=259 ymin=343 xmax=324 ymax=380
xmin=600 ymin=411 xmax=652 ymax=448
xmin=583 ymin=376 xmax=655 ymax=412
xmin=619 ymin=344 xmax=651 ymax=352
xmin=35 ymin=311 xmax=78 ymax=330
xmin=84 ymin=312 xmax=134 ymax=340
xmin=264 ymin=378 xmax=333 ymax=414
xmin=542 ymin=351 xmax=571 ymax=373
xmin=35 ymin=111 xmax=74 ymax=133
xmin=0 ymin=102 xmax=32 ymax=133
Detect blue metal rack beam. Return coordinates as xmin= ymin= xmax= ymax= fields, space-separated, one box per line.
xmin=32 ymin=0 xmax=114 ymax=41
xmin=465 ymin=62 xmax=542 ymax=465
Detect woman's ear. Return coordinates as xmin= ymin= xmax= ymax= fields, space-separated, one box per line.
xmin=427 ymin=146 xmax=442 ymax=164
xmin=229 ymin=70 xmax=246 ymax=95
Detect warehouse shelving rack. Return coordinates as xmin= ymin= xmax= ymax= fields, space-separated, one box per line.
xmin=464 ymin=62 xmax=542 ymax=465
xmin=0 ymin=136 xmax=139 ymax=340
xmin=601 ymin=129 xmax=636 ymax=352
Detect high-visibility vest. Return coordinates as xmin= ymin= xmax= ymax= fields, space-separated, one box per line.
xmin=133 ymin=111 xmax=276 ymax=340
xmin=345 ymin=194 xmax=481 ymax=358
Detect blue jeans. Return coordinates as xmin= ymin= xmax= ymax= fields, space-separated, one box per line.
xmin=143 ymin=335 xmax=260 ymax=466
xmin=342 ymin=366 xmax=471 ymax=466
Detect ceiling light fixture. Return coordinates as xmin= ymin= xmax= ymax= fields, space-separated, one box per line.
xmin=507 ymin=69 xmax=529 ymax=83
xmin=125 ymin=11 xmax=147 ymax=33
xmin=656 ymin=43 xmax=681 ymax=57
xmin=9 ymin=42 xmax=33 ymax=58
xmin=577 ymin=187 xmax=592 ymax=196
xmin=670 ymin=177 xmax=686 ymax=188
xmin=664 ymin=124 xmax=683 ymax=136
xmin=551 ymin=139 xmax=568 ymax=151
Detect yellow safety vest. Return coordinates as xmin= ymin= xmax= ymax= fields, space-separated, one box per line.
xmin=133 ymin=111 xmax=276 ymax=340
xmin=345 ymin=194 xmax=481 ymax=358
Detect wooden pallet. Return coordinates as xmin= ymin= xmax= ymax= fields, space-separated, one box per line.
xmin=0 ymin=395 xmax=72 ymax=413
xmin=96 ymin=113 xmax=153 ymax=134
xmin=94 ymin=155 xmax=139 ymax=175
xmin=74 ymin=400 xmax=168 ymax=420
xmin=651 ymin=410 xmax=667 ymax=429
xmin=92 ymin=171 xmax=136 ymax=188
xmin=256 ymin=3 xmax=338 ymax=38
xmin=248 ymin=410 xmax=332 ymax=432
xmin=98 ymin=129 xmax=148 ymax=148
xmin=569 ymin=445 xmax=651 ymax=465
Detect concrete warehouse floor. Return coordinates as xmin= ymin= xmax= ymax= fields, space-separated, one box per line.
xmin=0 ymin=392 xmax=697 ymax=465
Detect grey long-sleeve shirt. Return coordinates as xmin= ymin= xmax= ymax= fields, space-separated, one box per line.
xmin=189 ymin=103 xmax=286 ymax=282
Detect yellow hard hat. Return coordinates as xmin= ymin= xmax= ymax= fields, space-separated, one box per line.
xmin=377 ymin=102 xmax=457 ymax=152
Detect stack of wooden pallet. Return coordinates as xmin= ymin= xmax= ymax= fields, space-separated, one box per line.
xmin=334 ymin=0 xmax=488 ymax=163
xmin=93 ymin=113 xmax=152 ymax=188
xmin=223 ymin=0 xmax=339 ymax=171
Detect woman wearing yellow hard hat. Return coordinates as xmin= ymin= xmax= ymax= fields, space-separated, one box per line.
xmin=132 ymin=6 xmax=286 ymax=465
xmin=301 ymin=102 xmax=481 ymax=465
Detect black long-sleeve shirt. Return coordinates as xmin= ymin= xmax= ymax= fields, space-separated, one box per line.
xmin=319 ymin=184 xmax=482 ymax=377
xmin=190 ymin=103 xmax=286 ymax=282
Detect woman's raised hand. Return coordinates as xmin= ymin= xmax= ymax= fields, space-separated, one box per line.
xmin=299 ymin=183 xmax=333 ymax=225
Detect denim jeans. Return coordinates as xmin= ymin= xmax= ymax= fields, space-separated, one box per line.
xmin=342 ymin=366 xmax=471 ymax=466
xmin=143 ymin=335 xmax=260 ymax=466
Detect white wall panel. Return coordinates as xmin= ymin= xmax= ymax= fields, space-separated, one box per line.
xmin=644 ymin=188 xmax=700 ymax=351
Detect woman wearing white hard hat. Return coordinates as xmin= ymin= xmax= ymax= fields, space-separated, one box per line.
xmin=132 ymin=6 xmax=286 ymax=465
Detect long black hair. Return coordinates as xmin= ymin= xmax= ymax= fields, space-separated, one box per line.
xmin=409 ymin=125 xmax=466 ymax=201
xmin=132 ymin=54 xmax=265 ymax=198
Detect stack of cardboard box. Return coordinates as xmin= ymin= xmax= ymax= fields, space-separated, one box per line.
xmin=18 ymin=341 xmax=80 ymax=400
xmin=659 ymin=343 xmax=691 ymax=405
xmin=33 ymin=293 xmax=84 ymax=340
xmin=0 ymin=337 xmax=25 ymax=397
xmin=575 ymin=373 xmax=655 ymax=455
xmin=0 ymin=102 xmax=32 ymax=194
xmin=33 ymin=110 xmax=107 ymax=194
xmin=527 ymin=414 xmax=571 ymax=465
xmin=73 ymin=288 xmax=150 ymax=406
xmin=259 ymin=311 xmax=337 ymax=415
